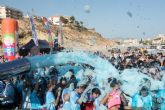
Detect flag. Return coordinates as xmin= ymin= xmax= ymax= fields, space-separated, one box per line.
xmin=59 ymin=20 xmax=64 ymax=47
xmin=43 ymin=17 xmax=52 ymax=44
xmin=53 ymin=31 xmax=59 ymax=51
xmin=29 ymin=15 xmax=39 ymax=46
xmin=15 ymin=31 xmax=19 ymax=52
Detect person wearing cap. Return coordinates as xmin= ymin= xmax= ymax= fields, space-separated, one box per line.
xmin=70 ymin=81 xmax=90 ymax=110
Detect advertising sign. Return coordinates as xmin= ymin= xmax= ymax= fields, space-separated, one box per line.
xmin=3 ymin=33 xmax=15 ymax=56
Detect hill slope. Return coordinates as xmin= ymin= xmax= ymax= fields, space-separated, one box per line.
xmin=0 ymin=18 xmax=116 ymax=53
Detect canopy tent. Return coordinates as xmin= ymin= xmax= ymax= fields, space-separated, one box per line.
xmin=19 ymin=39 xmax=50 ymax=56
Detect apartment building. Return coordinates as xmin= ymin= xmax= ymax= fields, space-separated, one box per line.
xmin=0 ymin=5 xmax=23 ymax=19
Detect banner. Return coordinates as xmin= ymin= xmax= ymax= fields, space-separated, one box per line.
xmin=2 ymin=18 xmax=17 ymax=61
xmin=3 ymin=33 xmax=15 ymax=56
xmin=29 ymin=15 xmax=39 ymax=46
xmin=59 ymin=20 xmax=64 ymax=47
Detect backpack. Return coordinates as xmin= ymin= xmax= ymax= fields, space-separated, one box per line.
xmin=81 ymin=101 xmax=94 ymax=110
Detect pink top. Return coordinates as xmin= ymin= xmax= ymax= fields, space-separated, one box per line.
xmin=108 ymin=90 xmax=121 ymax=109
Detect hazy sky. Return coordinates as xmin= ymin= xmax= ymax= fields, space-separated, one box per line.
xmin=1 ymin=0 xmax=165 ymax=39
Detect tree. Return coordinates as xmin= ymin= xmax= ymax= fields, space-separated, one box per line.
xmin=139 ymin=38 xmax=143 ymax=44
xmin=80 ymin=21 xmax=83 ymax=27
xmin=70 ymin=16 xmax=75 ymax=24
xmin=143 ymin=40 xmax=152 ymax=45
xmin=60 ymin=16 xmax=68 ymax=24
xmin=75 ymin=21 xmax=80 ymax=27
xmin=74 ymin=21 xmax=82 ymax=31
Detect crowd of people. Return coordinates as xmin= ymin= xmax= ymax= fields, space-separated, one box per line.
xmin=95 ymin=48 xmax=165 ymax=81
xmin=0 ymin=67 xmax=164 ymax=110
xmin=0 ymin=68 xmax=102 ymax=110
xmin=0 ymin=48 xmax=165 ymax=110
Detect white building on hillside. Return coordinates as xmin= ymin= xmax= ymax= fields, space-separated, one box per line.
xmin=48 ymin=16 xmax=62 ymax=25
xmin=152 ymin=34 xmax=165 ymax=45
xmin=123 ymin=39 xmax=139 ymax=46
xmin=48 ymin=16 xmax=70 ymax=25
xmin=0 ymin=5 xmax=23 ymax=19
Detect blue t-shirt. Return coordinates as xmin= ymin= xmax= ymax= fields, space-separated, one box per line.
xmin=3 ymin=83 xmax=15 ymax=103
xmin=61 ymin=101 xmax=72 ymax=110
xmin=46 ymin=91 xmax=56 ymax=110
xmin=70 ymin=91 xmax=80 ymax=110
xmin=132 ymin=93 xmax=143 ymax=107
xmin=30 ymin=90 xmax=41 ymax=109
xmin=161 ymin=66 xmax=165 ymax=71
xmin=157 ymin=90 xmax=165 ymax=110
xmin=94 ymin=98 xmax=100 ymax=110
xmin=62 ymin=88 xmax=72 ymax=103
xmin=16 ymin=81 xmax=23 ymax=94
xmin=141 ymin=94 xmax=152 ymax=110
xmin=132 ymin=92 xmax=152 ymax=110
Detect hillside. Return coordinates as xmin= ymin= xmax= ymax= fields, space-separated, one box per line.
xmin=0 ymin=17 xmax=116 ymax=53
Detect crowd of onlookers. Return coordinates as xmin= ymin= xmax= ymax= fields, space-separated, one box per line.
xmin=0 ymin=66 xmax=165 ymax=110
xmin=94 ymin=48 xmax=165 ymax=81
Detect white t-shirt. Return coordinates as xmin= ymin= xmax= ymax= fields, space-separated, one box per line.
xmin=70 ymin=91 xmax=80 ymax=110
xmin=61 ymin=101 xmax=71 ymax=110
xmin=93 ymin=98 xmax=100 ymax=110
xmin=136 ymin=96 xmax=143 ymax=107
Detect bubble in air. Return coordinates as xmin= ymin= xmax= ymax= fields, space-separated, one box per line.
xmin=84 ymin=5 xmax=91 ymax=13
xmin=127 ymin=11 xmax=133 ymax=18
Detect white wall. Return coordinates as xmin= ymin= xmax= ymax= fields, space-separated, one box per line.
xmin=0 ymin=7 xmax=6 ymax=18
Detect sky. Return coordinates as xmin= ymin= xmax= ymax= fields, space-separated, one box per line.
xmin=1 ymin=0 xmax=165 ymax=39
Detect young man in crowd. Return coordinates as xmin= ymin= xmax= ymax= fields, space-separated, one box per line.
xmin=92 ymin=88 xmax=101 ymax=110
xmin=70 ymin=82 xmax=86 ymax=110
xmin=82 ymin=88 xmax=101 ymax=110
xmin=132 ymin=86 xmax=152 ymax=110
xmin=70 ymin=81 xmax=92 ymax=110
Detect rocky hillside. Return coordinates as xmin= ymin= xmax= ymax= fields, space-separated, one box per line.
xmin=0 ymin=17 xmax=116 ymax=53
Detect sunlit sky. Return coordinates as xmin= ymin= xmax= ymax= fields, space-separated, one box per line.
xmin=1 ymin=0 xmax=165 ymax=39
